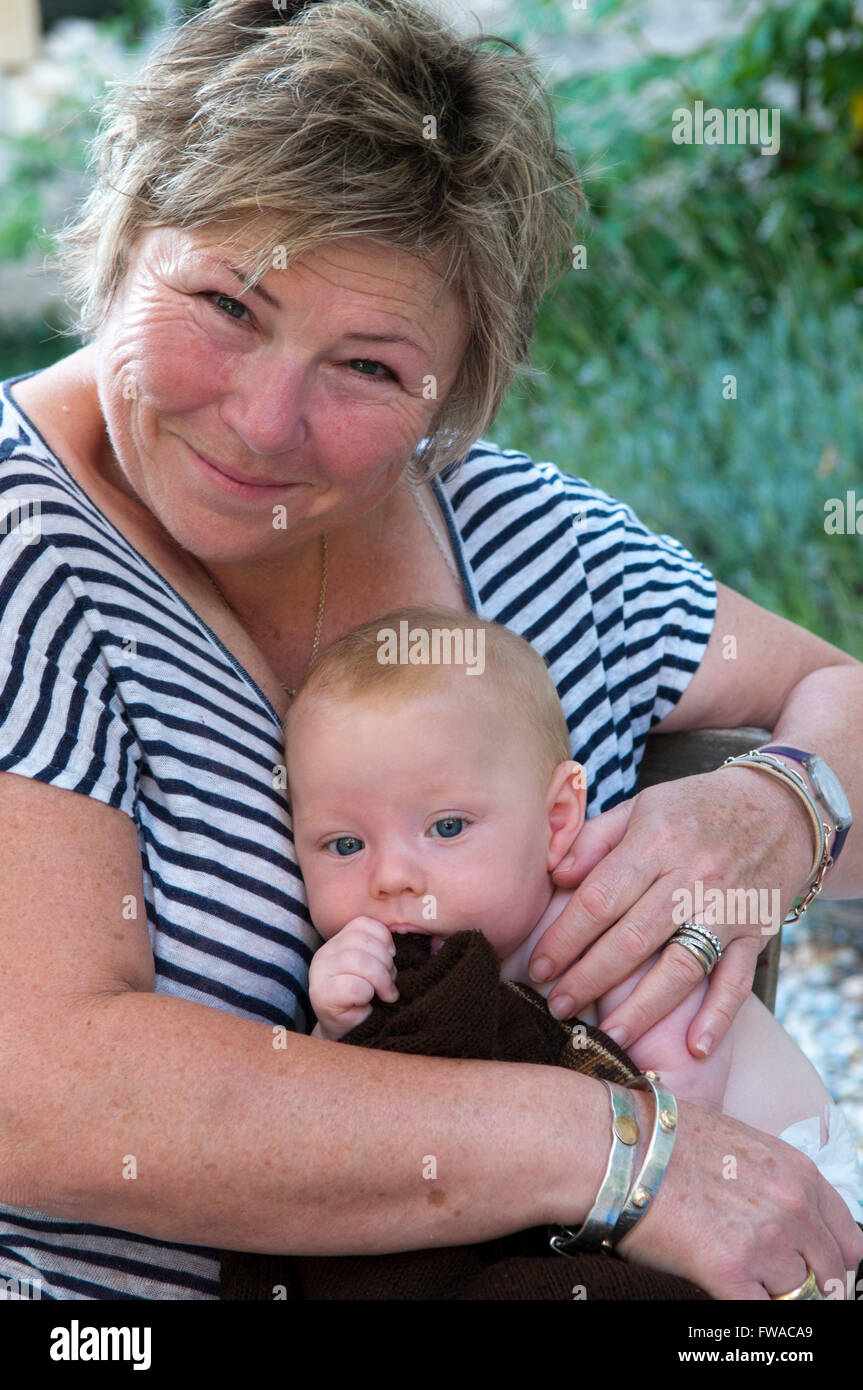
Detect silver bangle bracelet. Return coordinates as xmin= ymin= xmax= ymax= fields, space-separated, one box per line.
xmin=607 ymin=1070 xmax=678 ymax=1246
xmin=720 ymin=751 xmax=833 ymax=923
xmin=549 ymin=1080 xmax=640 ymax=1256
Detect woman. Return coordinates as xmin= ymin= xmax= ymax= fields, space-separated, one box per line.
xmin=0 ymin=0 xmax=860 ymax=1301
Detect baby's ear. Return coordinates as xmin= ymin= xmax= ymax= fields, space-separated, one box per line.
xmin=545 ymin=760 xmax=587 ymax=872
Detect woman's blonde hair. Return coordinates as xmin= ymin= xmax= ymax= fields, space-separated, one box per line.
xmin=49 ymin=0 xmax=586 ymax=477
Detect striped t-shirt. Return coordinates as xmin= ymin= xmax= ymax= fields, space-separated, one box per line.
xmin=0 ymin=369 xmax=716 ymax=1299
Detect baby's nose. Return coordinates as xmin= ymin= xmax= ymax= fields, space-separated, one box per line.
xmin=369 ymin=844 xmax=425 ymax=898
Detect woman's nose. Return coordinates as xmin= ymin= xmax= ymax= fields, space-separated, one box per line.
xmin=219 ymin=356 xmax=308 ymax=456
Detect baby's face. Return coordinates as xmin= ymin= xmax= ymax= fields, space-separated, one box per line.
xmin=288 ymin=686 xmax=572 ymax=959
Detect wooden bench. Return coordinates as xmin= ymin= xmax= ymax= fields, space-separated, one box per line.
xmin=636 ymin=726 xmax=781 ymax=1012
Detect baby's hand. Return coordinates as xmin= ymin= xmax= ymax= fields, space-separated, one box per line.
xmin=310 ymin=916 xmax=399 ymax=1041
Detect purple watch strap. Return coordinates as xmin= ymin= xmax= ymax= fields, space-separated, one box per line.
xmin=759 ymin=745 xmax=849 ymax=864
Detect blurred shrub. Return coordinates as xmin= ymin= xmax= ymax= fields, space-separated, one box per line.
xmin=486 ymin=0 xmax=863 ymax=652
xmin=495 ymin=257 xmax=863 ymax=656
xmin=503 ymin=0 xmax=863 ymax=355
xmin=0 ymin=0 xmax=164 ymax=334
xmin=40 ymin=0 xmax=164 ymax=39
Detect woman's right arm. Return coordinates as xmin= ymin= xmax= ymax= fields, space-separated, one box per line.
xmin=0 ymin=769 xmax=615 ymax=1254
xmin=2 ymin=771 xmax=860 ymax=1297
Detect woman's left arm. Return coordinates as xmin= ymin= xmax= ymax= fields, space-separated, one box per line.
xmin=530 ymin=581 xmax=863 ymax=1057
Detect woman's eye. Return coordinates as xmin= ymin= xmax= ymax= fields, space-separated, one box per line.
xmin=204 ymin=300 xmax=396 ymax=380
xmin=210 ymin=293 xmax=249 ymax=322
xmin=325 ymin=835 xmax=364 ymax=857
xmin=203 ymin=304 xmax=395 ymax=382
xmin=348 ymin=358 xmax=396 ymax=382
xmin=429 ymin=817 xmax=466 ymax=839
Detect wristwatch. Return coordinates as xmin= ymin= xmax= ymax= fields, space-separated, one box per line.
xmin=759 ymin=746 xmax=853 ymax=865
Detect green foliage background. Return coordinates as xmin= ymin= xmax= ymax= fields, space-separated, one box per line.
xmin=1 ymin=0 xmax=861 ymax=652
xmin=492 ymin=0 xmax=863 ymax=656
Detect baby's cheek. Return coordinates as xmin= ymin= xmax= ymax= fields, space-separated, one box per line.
xmin=301 ymin=878 xmax=341 ymax=940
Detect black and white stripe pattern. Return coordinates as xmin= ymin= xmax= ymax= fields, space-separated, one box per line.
xmin=0 ymin=372 xmax=715 ymax=1299
xmin=434 ymin=445 xmax=717 ymax=810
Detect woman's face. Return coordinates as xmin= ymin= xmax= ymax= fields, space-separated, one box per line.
xmin=93 ymin=221 xmax=470 ymax=562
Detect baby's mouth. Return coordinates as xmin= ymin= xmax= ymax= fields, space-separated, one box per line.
xmin=388 ymin=924 xmax=446 ymax=953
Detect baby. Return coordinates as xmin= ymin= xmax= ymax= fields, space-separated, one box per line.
xmin=284 ymin=603 xmax=863 ymax=1220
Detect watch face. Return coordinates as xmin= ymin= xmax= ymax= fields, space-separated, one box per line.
xmin=808 ymin=756 xmax=853 ymax=827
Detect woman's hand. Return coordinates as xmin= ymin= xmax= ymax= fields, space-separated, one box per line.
xmin=620 ymin=1098 xmax=863 ymax=1300
xmin=529 ymin=765 xmax=817 ymax=1057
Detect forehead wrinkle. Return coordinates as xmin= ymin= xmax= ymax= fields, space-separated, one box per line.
xmin=273 ymin=248 xmax=454 ymax=347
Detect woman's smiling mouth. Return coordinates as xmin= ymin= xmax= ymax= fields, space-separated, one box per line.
xmin=187 ymin=441 xmax=299 ymax=495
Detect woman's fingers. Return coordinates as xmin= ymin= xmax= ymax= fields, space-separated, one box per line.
xmin=622 ymin=1101 xmax=863 ymax=1300
xmin=756 ymin=1258 xmax=811 ymax=1302
xmin=540 ymin=869 xmax=697 ymax=1028
xmin=814 ymin=1152 xmax=863 ymax=1285
xmin=535 ymin=776 xmax=769 ymax=1039
xmin=682 ymin=935 xmax=762 ymax=1057
xmin=595 ymin=932 xmax=758 ymax=1054
xmin=800 ymin=1234 xmax=847 ymax=1302
xmin=582 ymin=934 xmax=711 ymax=1044
xmin=550 ymin=798 xmax=634 ymax=884
xmin=765 ymin=1157 xmax=854 ymax=1300
xmin=531 ymin=841 xmax=664 ymax=993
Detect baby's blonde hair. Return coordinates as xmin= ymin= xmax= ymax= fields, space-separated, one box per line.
xmin=283 ymin=604 xmax=572 ymax=805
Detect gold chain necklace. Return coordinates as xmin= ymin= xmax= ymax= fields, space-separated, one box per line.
xmin=202 ymin=532 xmax=329 ymax=699
xmin=197 ymin=479 xmax=452 ymax=700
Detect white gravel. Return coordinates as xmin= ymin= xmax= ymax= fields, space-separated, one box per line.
xmin=774 ymin=899 xmax=863 ymax=1159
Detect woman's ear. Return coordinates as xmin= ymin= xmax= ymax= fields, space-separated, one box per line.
xmin=545 ymin=760 xmax=587 ymax=872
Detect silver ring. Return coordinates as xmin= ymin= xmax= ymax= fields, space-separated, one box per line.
xmin=667 ymin=925 xmax=721 ymax=976
xmin=678 ymin=923 xmax=724 ymax=961
xmin=668 ymin=930 xmax=717 ymax=973
xmin=669 ymin=937 xmax=714 ymax=975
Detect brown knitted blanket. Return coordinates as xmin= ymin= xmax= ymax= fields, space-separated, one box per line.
xmin=219 ymin=929 xmax=710 ymax=1300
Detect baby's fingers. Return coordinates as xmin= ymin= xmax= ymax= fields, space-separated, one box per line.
xmin=331 ymin=949 xmax=399 ymax=1007
xmin=339 ymin=918 xmax=397 ymax=968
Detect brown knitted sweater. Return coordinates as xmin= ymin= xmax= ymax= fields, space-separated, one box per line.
xmin=219 ymin=929 xmax=710 ymax=1300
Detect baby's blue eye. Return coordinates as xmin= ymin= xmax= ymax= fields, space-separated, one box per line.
xmin=430 ymin=817 xmax=465 ymax=839
xmin=328 ymin=835 xmax=363 ymax=856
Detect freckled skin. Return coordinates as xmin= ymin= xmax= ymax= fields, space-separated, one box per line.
xmin=90 ymin=220 xmax=470 ymax=583
xmin=427 ymin=1189 xmax=446 ymax=1207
